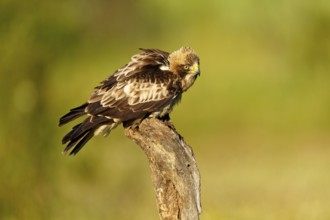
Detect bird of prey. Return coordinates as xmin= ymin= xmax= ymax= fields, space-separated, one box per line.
xmin=59 ymin=46 xmax=200 ymax=155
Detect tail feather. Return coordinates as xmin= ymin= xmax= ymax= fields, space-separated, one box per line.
xmin=61 ymin=115 xmax=114 ymax=155
xmin=59 ymin=103 xmax=88 ymax=126
xmin=64 ymin=130 xmax=95 ymax=155
xmin=62 ymin=123 xmax=82 ymax=144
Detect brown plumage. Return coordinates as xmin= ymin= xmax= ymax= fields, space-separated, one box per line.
xmin=59 ymin=47 xmax=200 ymax=155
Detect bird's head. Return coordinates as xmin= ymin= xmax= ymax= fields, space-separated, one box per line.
xmin=168 ymin=46 xmax=200 ymax=91
xmin=168 ymin=46 xmax=200 ymax=77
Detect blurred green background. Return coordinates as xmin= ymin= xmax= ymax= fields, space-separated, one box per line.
xmin=1 ymin=0 xmax=330 ymax=219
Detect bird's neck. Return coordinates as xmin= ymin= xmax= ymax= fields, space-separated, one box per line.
xmin=181 ymin=74 xmax=197 ymax=92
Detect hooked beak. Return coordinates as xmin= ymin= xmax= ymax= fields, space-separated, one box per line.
xmin=189 ymin=63 xmax=200 ymax=76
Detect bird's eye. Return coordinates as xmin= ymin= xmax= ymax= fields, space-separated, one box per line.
xmin=183 ymin=65 xmax=189 ymax=70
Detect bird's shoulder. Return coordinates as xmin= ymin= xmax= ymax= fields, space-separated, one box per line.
xmin=95 ymin=48 xmax=171 ymax=89
xmin=88 ymin=49 xmax=181 ymax=104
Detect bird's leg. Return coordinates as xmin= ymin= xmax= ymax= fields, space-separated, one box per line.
xmin=124 ymin=114 xmax=174 ymax=130
xmin=123 ymin=119 xmax=142 ymax=129
xmin=158 ymin=114 xmax=176 ymax=130
xmin=158 ymin=113 xmax=171 ymax=122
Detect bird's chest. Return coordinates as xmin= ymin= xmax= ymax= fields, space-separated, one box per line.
xmin=164 ymin=94 xmax=182 ymax=113
xmin=150 ymin=93 xmax=182 ymax=118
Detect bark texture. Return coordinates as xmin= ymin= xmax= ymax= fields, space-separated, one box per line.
xmin=124 ymin=118 xmax=201 ymax=220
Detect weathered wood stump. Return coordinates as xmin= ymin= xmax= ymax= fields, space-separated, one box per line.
xmin=124 ymin=118 xmax=201 ymax=220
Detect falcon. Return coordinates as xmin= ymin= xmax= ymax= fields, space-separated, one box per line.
xmin=59 ymin=46 xmax=200 ymax=155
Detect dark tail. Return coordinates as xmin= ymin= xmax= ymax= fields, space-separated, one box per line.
xmin=59 ymin=103 xmax=114 ymax=155
xmin=62 ymin=124 xmax=95 ymax=155
xmin=59 ymin=103 xmax=88 ymax=126
xmin=61 ymin=115 xmax=114 ymax=155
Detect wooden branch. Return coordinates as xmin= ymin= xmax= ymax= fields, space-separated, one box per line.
xmin=124 ymin=118 xmax=201 ymax=220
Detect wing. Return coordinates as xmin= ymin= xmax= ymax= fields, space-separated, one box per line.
xmin=87 ymin=70 xmax=182 ymax=121
xmin=85 ymin=48 xmax=181 ymax=121
xmin=97 ymin=48 xmax=170 ymax=88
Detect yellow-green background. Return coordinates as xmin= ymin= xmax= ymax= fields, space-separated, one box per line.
xmin=1 ymin=0 xmax=329 ymax=219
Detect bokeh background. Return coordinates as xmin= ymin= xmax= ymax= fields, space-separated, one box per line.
xmin=1 ymin=0 xmax=330 ymax=219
